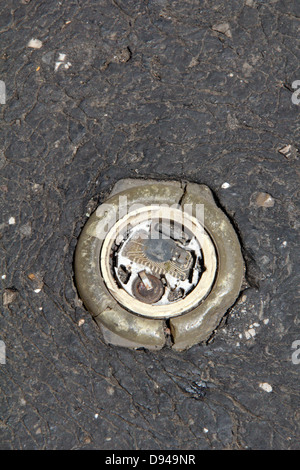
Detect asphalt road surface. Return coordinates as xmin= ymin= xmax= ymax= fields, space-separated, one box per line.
xmin=0 ymin=0 xmax=300 ymax=450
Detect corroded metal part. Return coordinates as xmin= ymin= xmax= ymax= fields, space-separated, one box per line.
xmin=132 ymin=273 xmax=164 ymax=304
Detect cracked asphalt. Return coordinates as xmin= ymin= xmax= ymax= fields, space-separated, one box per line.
xmin=0 ymin=0 xmax=300 ymax=450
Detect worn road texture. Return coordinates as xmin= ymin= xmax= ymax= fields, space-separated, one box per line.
xmin=0 ymin=0 xmax=300 ymax=450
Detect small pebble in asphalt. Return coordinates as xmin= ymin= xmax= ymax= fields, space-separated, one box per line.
xmin=3 ymin=288 xmax=18 ymax=305
xmin=256 ymin=192 xmax=275 ymax=207
xmin=27 ymin=38 xmax=43 ymax=49
xmin=259 ymin=382 xmax=273 ymax=393
xmin=212 ymin=22 xmax=232 ymax=38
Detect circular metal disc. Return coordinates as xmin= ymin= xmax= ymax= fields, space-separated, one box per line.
xmin=132 ymin=274 xmax=165 ymax=304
